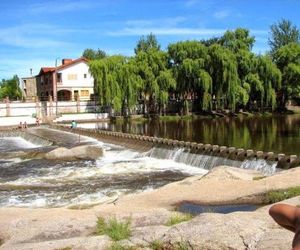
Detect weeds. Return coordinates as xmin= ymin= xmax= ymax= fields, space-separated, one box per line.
xmin=96 ymin=217 xmax=131 ymax=241
xmin=166 ymin=213 xmax=193 ymax=226
xmin=264 ymin=187 xmax=300 ymax=204
xmin=253 ymin=176 xmax=266 ymax=181
xmin=108 ymin=242 xmax=136 ymax=250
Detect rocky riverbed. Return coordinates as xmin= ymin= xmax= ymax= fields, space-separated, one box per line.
xmin=0 ymin=166 xmax=299 ymax=250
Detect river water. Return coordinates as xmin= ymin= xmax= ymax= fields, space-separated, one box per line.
xmin=0 ymin=133 xmax=206 ymax=208
xmin=76 ymin=114 xmax=300 ymax=155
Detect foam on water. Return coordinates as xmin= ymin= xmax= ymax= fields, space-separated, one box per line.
xmin=0 ymin=137 xmax=41 ymax=151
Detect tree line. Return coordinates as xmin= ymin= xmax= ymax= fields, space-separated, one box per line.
xmin=85 ymin=19 xmax=300 ymax=116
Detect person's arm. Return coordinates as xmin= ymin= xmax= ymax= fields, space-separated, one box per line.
xmin=269 ymin=204 xmax=297 ymax=232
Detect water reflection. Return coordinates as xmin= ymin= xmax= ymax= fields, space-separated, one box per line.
xmin=79 ymin=115 xmax=300 ymax=155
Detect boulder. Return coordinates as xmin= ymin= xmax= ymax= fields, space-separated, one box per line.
xmin=45 ymin=147 xmax=75 ymax=160
xmin=44 ymin=145 xmax=104 ymax=161
xmin=70 ymin=145 xmax=104 ymax=160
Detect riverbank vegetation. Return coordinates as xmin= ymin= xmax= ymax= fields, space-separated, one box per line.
xmin=96 ymin=217 xmax=131 ymax=241
xmin=86 ymin=19 xmax=300 ymax=117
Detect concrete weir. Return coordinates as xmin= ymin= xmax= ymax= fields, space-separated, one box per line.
xmin=50 ymin=125 xmax=299 ymax=169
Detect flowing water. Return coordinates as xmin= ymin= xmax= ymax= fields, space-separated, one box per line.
xmin=0 ymin=133 xmax=206 ymax=208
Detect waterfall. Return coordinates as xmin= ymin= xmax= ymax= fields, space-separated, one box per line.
xmin=0 ymin=131 xmax=52 ymax=147
xmin=143 ymin=146 xmax=276 ymax=175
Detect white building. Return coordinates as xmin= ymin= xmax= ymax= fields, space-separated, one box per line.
xmin=37 ymin=58 xmax=94 ymax=101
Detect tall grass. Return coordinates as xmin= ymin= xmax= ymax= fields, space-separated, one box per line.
xmin=96 ymin=217 xmax=131 ymax=241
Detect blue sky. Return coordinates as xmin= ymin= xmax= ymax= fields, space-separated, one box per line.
xmin=0 ymin=0 xmax=299 ymax=79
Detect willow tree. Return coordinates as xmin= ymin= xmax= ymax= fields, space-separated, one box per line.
xmin=275 ymin=43 xmax=300 ymax=107
xmin=89 ymin=56 xmax=125 ymax=113
xmin=168 ymin=41 xmax=212 ymax=114
xmin=208 ymin=44 xmax=239 ymax=111
xmin=135 ymin=45 xmax=174 ymax=115
xmin=116 ymin=58 xmax=143 ymax=116
xmin=156 ymin=69 xmax=176 ymax=114
xmin=257 ymin=56 xmax=282 ymax=110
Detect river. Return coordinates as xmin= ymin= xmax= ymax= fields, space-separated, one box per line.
xmin=77 ymin=114 xmax=300 ymax=156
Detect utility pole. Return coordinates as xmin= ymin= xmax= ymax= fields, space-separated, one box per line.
xmin=55 ymin=58 xmax=59 ymax=116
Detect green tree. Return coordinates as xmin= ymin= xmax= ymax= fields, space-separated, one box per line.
xmin=208 ymin=44 xmax=239 ymax=111
xmin=220 ymin=28 xmax=255 ymax=53
xmin=275 ymin=43 xmax=300 ymax=106
xmin=134 ymin=33 xmax=161 ymax=54
xmin=168 ymin=41 xmax=212 ymax=113
xmin=269 ymin=19 xmax=300 ymax=57
xmin=83 ymin=48 xmax=107 ymax=60
xmin=0 ymin=75 xmax=22 ymax=100
xmin=89 ymin=56 xmax=124 ymax=113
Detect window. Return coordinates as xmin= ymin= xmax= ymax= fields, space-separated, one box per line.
xmin=84 ymin=73 xmax=87 ymax=79
xmin=57 ymin=73 xmax=62 ymax=82
xmin=80 ymin=90 xmax=89 ymax=96
xmin=68 ymin=74 xmax=77 ymax=80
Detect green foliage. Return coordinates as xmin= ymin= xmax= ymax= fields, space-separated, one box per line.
xmin=96 ymin=217 xmax=131 ymax=241
xmin=264 ymin=187 xmax=300 ymax=204
xmin=269 ymin=19 xmax=300 ymax=57
xmin=149 ymin=240 xmax=164 ymax=250
xmin=83 ymin=48 xmax=106 ymax=60
xmin=87 ymin=23 xmax=300 ymax=115
xmin=135 ymin=33 xmax=160 ymax=54
xmin=108 ymin=242 xmax=136 ymax=250
xmin=166 ymin=213 xmax=193 ymax=226
xmin=0 ymin=75 xmax=22 ymax=100
xmin=149 ymin=240 xmax=190 ymax=250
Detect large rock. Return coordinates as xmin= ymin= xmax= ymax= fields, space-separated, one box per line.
xmin=45 ymin=147 xmax=75 ymax=160
xmin=70 ymin=145 xmax=104 ymax=160
xmin=44 ymin=145 xmax=103 ymax=161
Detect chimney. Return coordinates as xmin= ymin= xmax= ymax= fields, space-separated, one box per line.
xmin=30 ymin=68 xmax=32 ymax=76
xmin=62 ymin=59 xmax=72 ymax=65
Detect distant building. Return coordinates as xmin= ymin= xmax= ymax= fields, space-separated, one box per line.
xmin=20 ymin=76 xmax=37 ymax=101
xmin=36 ymin=57 xmax=94 ymax=101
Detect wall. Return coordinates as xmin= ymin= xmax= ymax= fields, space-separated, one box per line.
xmin=58 ymin=62 xmax=93 ymax=88
xmin=0 ymin=100 xmax=103 ymax=118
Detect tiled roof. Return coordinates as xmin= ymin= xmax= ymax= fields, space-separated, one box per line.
xmin=37 ymin=57 xmax=88 ymax=76
xmin=56 ymin=57 xmax=88 ymax=71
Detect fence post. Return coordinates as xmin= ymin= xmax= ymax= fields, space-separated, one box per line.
xmin=76 ymin=96 xmax=80 ymax=113
xmin=5 ymin=97 xmax=10 ymax=117
xmin=35 ymin=97 xmax=41 ymax=118
xmin=49 ymin=95 xmax=53 ymax=116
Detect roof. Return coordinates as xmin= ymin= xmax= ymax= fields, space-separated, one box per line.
xmin=38 ymin=67 xmax=55 ymax=76
xmin=56 ymin=57 xmax=88 ymax=71
xmin=37 ymin=57 xmax=88 ymax=76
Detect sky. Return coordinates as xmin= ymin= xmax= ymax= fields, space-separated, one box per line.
xmin=0 ymin=0 xmax=299 ymax=79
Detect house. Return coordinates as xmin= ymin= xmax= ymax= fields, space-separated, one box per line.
xmin=36 ymin=57 xmax=94 ymax=101
xmin=20 ymin=76 xmax=37 ymax=101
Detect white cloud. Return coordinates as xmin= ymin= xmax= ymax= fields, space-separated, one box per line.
xmin=184 ymin=0 xmax=200 ymax=7
xmin=0 ymin=24 xmax=79 ymax=49
xmin=214 ymin=10 xmax=230 ymax=19
xmin=108 ymin=27 xmax=226 ymax=36
xmin=27 ymin=0 xmax=103 ymax=14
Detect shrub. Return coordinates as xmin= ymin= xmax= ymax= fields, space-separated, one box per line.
xmin=166 ymin=213 xmax=193 ymax=226
xmin=264 ymin=187 xmax=300 ymax=204
xmin=96 ymin=217 xmax=131 ymax=241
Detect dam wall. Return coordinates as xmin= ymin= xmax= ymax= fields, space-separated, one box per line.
xmin=50 ymin=125 xmax=299 ymax=169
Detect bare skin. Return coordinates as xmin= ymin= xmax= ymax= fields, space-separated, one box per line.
xmin=269 ymin=204 xmax=300 ymax=250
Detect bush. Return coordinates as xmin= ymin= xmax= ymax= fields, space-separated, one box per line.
xmin=166 ymin=213 xmax=193 ymax=226
xmin=264 ymin=186 xmax=300 ymax=204
xmin=96 ymin=217 xmax=131 ymax=241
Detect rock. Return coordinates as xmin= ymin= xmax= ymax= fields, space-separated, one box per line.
xmin=44 ymin=147 xmax=76 ymax=160
xmin=70 ymin=145 xmax=104 ymax=160
xmin=44 ymin=145 xmax=104 ymax=161
xmin=201 ymin=166 xmax=262 ymax=181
